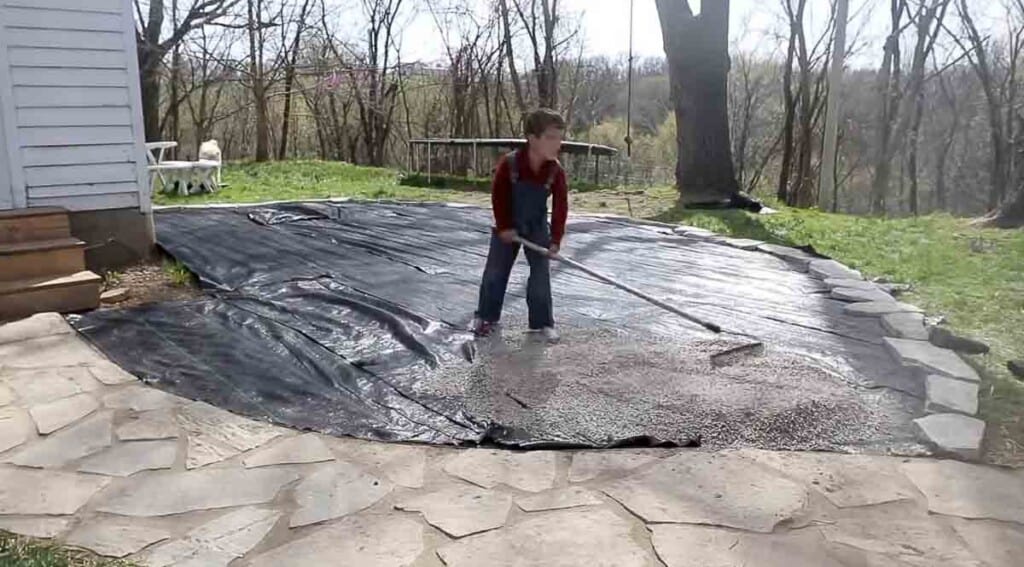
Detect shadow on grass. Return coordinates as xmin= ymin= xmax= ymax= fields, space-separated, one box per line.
xmin=647 ymin=205 xmax=798 ymax=247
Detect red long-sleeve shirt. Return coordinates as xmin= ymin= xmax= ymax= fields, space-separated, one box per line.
xmin=491 ymin=152 xmax=569 ymax=245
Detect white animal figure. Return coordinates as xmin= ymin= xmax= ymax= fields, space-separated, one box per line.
xmin=198 ymin=139 xmax=222 ymax=188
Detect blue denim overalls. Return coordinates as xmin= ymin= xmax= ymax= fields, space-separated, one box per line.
xmin=475 ymin=150 xmax=557 ymax=329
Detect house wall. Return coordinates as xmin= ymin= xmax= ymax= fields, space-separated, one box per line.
xmin=0 ymin=0 xmax=154 ymax=268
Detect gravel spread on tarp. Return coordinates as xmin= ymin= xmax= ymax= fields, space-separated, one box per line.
xmin=70 ymin=202 xmax=928 ymax=453
xmin=419 ymin=326 xmax=924 ymax=451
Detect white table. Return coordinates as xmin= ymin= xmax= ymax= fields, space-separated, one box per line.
xmin=145 ymin=141 xmax=178 ymax=165
xmin=149 ymin=160 xmax=219 ymax=196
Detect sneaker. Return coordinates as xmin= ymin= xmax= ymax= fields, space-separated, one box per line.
xmin=471 ymin=318 xmax=498 ymax=336
xmin=540 ymin=327 xmax=560 ymax=343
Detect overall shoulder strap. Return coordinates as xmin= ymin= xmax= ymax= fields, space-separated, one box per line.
xmin=506 ymin=150 xmax=519 ymax=185
xmin=544 ymin=159 xmax=562 ymax=191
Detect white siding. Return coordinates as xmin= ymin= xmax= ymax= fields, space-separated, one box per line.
xmin=0 ymin=0 xmax=148 ymax=212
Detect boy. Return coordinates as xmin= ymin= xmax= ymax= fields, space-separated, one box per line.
xmin=472 ymin=108 xmax=569 ymax=342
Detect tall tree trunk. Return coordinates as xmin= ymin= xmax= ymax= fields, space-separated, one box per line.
xmin=498 ymin=0 xmax=526 ymax=117
xmin=907 ymin=86 xmax=926 ymax=215
xmin=278 ymin=0 xmax=313 ymax=160
xmin=655 ymin=0 xmax=739 ymax=205
xmin=777 ymin=0 xmax=801 ymax=203
xmin=139 ymin=0 xmax=166 ymax=142
xmin=248 ymin=0 xmax=270 ymax=162
xmin=871 ymin=0 xmax=905 ymax=214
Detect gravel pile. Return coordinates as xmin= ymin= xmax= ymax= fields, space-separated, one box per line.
xmin=418 ymin=326 xmax=926 ymax=452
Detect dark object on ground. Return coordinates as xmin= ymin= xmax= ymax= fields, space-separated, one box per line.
xmin=1008 ymin=360 xmax=1024 ymax=379
xmin=683 ymin=192 xmax=764 ymax=213
xmin=929 ymin=326 xmax=990 ymax=355
xmin=710 ymin=342 xmax=767 ymax=368
xmin=70 ymin=202 xmax=924 ymax=451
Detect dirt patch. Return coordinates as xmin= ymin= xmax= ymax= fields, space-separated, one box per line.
xmin=99 ymin=262 xmax=203 ymax=310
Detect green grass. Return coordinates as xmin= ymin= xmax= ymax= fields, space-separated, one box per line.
xmin=150 ymin=160 xmax=1024 ymax=464
xmin=162 ymin=259 xmax=195 ymax=287
xmin=0 ymin=532 xmax=135 ymax=566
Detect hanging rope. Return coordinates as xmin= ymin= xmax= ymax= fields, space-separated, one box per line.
xmin=625 ymin=0 xmax=635 ymax=158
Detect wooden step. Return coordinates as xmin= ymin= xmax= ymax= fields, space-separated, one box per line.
xmin=0 ymin=271 xmax=101 ymax=321
xmin=0 ymin=207 xmax=70 ymax=245
xmin=0 ymin=237 xmax=85 ymax=281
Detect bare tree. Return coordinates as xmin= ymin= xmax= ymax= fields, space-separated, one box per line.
xmin=135 ymin=0 xmax=240 ymax=141
xmin=277 ymin=0 xmax=314 ymax=159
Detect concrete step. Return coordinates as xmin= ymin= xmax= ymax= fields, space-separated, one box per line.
xmin=0 ymin=207 xmax=70 ymax=245
xmin=0 ymin=271 xmax=101 ymax=321
xmin=0 ymin=237 xmax=85 ymax=281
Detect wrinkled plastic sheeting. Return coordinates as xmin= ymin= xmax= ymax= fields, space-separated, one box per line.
xmin=71 ymin=201 xmax=922 ymax=448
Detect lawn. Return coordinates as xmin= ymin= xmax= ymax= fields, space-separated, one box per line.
xmin=0 ymin=532 xmax=134 ymax=566
xmin=153 ymin=160 xmax=1024 ymax=465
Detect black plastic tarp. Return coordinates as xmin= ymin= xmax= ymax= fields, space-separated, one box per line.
xmin=71 ymin=201 xmax=925 ymax=449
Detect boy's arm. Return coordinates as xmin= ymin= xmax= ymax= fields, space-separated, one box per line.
xmin=492 ymin=156 xmax=515 ymax=233
xmin=551 ymin=167 xmax=568 ymax=247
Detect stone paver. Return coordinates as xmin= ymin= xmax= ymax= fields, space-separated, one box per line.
xmin=396 ymin=483 xmax=512 ymax=537
xmin=4 ymin=367 xmax=101 ymax=405
xmin=820 ymin=517 xmax=978 ymax=564
xmin=0 ymin=468 xmax=110 ymax=515
xmin=651 ymin=524 xmax=843 ymax=567
xmin=0 ymin=313 xmax=72 ymax=344
xmin=102 ymin=386 xmax=180 ymax=412
xmin=757 ymin=244 xmax=816 ymax=269
xmin=4 ymin=314 xmax=1024 ymax=567
xmin=444 ymin=449 xmax=558 ymax=493
xmin=929 ymin=326 xmax=990 ymax=354
xmin=734 ymin=449 xmax=918 ymax=508
xmin=29 ymin=393 xmax=98 ymax=434
xmin=77 ymin=440 xmax=177 ymax=477
xmin=290 ymin=461 xmax=392 ymax=527
xmin=516 ymin=486 xmax=604 ymax=512
xmin=721 ymin=237 xmax=764 ymax=250
xmin=329 ymin=439 xmax=427 ymax=488
xmin=901 ymin=460 xmax=1024 ymax=524
xmin=437 ymin=506 xmax=651 ymax=567
xmin=177 ymin=401 xmax=283 ymax=469
xmin=845 ymin=301 xmax=922 ymax=317
xmin=602 ymin=452 xmax=808 ymax=533
xmin=831 ymin=287 xmax=894 ymax=303
xmin=249 ymin=514 xmax=423 ymax=567
xmin=139 ymin=507 xmax=281 ymax=567
xmin=925 ymin=374 xmax=979 ymax=415
xmin=0 ymin=517 xmax=71 ymax=538
xmin=951 ymin=518 xmax=1024 ymax=567
xmin=809 ymin=259 xmax=862 ymax=280
xmin=914 ymin=414 xmax=985 ymax=459
xmin=243 ymin=433 xmax=333 ymax=468
xmin=86 ymin=360 xmax=140 ymax=385
xmin=881 ymin=312 xmax=930 ymax=340
xmin=568 ymin=451 xmax=659 ymax=482
xmin=0 ymin=407 xmax=33 ymax=454
xmin=823 ymin=278 xmax=879 ymax=291
xmin=96 ymin=467 xmax=298 ymax=517
xmin=115 ymin=409 xmax=180 ymax=441
xmin=0 ymin=334 xmax=104 ymax=368
xmin=10 ymin=411 xmax=113 ymax=468
xmin=64 ymin=521 xmax=171 ymax=558
xmin=884 ymin=338 xmax=981 ymax=382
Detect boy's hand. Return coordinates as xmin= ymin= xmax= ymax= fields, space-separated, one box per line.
xmin=498 ymin=229 xmax=518 ymax=244
xmin=548 ymin=244 xmax=560 ymax=257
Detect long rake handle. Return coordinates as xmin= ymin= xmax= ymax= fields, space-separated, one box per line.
xmin=516 ymin=236 xmax=723 ymax=334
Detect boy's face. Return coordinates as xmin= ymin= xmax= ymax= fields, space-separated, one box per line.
xmin=528 ymin=126 xmax=563 ymax=161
